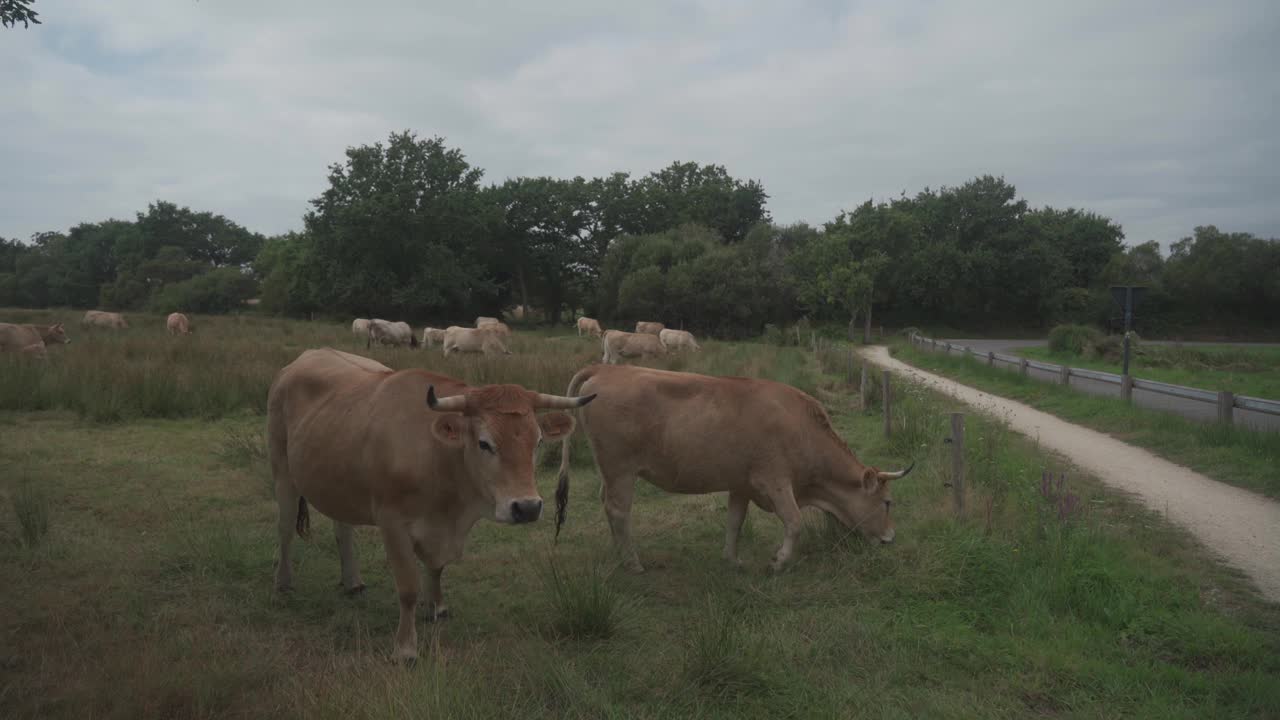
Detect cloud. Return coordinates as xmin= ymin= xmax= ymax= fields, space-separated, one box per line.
xmin=2 ymin=0 xmax=1277 ymax=247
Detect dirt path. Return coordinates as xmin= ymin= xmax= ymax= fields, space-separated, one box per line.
xmin=863 ymin=346 xmax=1280 ymax=603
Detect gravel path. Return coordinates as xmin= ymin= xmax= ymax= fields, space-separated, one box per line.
xmin=863 ymin=345 xmax=1280 ymax=602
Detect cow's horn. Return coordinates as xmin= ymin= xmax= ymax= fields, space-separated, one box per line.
xmin=535 ymin=392 xmax=597 ymax=410
xmin=426 ymin=385 xmax=467 ymax=412
xmin=877 ymin=461 xmax=915 ymax=480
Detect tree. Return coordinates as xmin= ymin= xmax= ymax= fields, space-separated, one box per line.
xmin=1 ymin=0 xmax=39 ymax=29
xmin=789 ymin=230 xmax=886 ymax=342
xmin=636 ymin=162 xmax=770 ymax=242
xmin=303 ymin=131 xmax=494 ymax=320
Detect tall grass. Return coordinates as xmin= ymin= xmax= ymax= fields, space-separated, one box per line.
xmin=538 ymin=555 xmax=629 ymax=640
xmin=10 ymin=481 xmax=51 ymax=548
xmin=0 ymin=309 xmax=817 ymax=422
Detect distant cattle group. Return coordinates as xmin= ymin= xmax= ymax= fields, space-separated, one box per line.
xmin=0 ymin=308 xmax=202 ymax=361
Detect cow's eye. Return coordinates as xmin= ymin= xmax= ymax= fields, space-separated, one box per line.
xmin=478 ymin=440 xmax=494 ymax=453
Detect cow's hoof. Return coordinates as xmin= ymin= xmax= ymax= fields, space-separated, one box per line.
xmin=275 ymin=583 xmax=293 ymax=593
xmin=428 ymin=605 xmax=450 ymax=622
xmin=395 ymin=652 xmax=418 ymax=668
xmin=343 ymin=583 xmax=367 ymax=597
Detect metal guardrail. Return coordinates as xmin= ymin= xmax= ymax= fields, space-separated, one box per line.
xmin=908 ymin=333 xmax=1280 ymax=421
xmin=1132 ymin=377 xmax=1218 ymax=404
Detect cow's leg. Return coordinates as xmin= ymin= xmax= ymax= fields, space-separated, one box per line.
xmin=272 ymin=465 xmax=299 ymax=592
xmin=723 ymin=491 xmax=749 ymax=566
xmin=425 ymin=566 xmax=448 ymax=621
xmin=601 ymin=474 xmax=644 ymax=573
xmin=378 ymin=519 xmax=422 ymax=663
xmin=333 ymin=521 xmax=365 ymax=594
xmin=766 ymin=486 xmax=803 ymax=572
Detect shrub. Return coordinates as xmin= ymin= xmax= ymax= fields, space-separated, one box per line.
xmin=1047 ymin=324 xmax=1104 ymax=355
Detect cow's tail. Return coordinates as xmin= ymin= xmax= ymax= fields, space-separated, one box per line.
xmin=556 ymin=365 xmax=597 ymax=540
xmin=410 ymin=333 xmax=420 ymax=349
xmin=295 ymin=497 xmax=311 ymax=538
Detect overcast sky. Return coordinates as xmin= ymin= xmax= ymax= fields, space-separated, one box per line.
xmin=2 ymin=0 xmax=1277 ymax=248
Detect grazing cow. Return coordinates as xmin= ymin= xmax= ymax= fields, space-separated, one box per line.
xmin=352 ymin=319 xmax=370 ymax=338
xmin=421 ymin=327 xmax=446 ymax=348
xmin=166 ymin=312 xmax=192 ymax=335
xmin=659 ymin=328 xmax=700 ymax=352
xmin=475 ymin=316 xmax=500 ymax=328
xmin=557 ymin=364 xmax=913 ymax=572
xmin=268 ymin=348 xmax=595 ymax=661
xmin=484 ymin=321 xmax=512 ymax=337
xmin=0 ymin=322 xmax=70 ymax=360
xmin=81 ymin=310 xmax=129 ymax=329
xmin=601 ymin=330 xmax=665 ymax=365
xmin=635 ymin=321 xmax=664 ymax=336
xmin=443 ymin=326 xmax=511 ymax=356
xmin=367 ymin=319 xmax=419 ymax=349
xmin=577 ymin=317 xmax=603 ymax=338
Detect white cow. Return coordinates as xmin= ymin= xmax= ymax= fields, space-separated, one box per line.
xmin=443 ymin=326 xmax=511 ymax=356
xmin=367 ymin=319 xmax=418 ymax=348
xmin=659 ymin=328 xmax=700 ymax=352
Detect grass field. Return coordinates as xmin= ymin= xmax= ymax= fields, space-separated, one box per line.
xmin=893 ymin=343 xmax=1280 ymax=500
xmin=1014 ymin=344 xmax=1280 ymax=400
xmin=2 ymin=311 xmax=1278 ymax=719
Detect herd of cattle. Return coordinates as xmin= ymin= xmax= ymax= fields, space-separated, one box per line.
xmin=3 ymin=306 xmax=913 ymax=662
xmin=269 ymin=335 xmax=909 ymax=662
xmin=354 ymin=314 xmax=702 ymax=365
xmin=0 ymin=310 xmax=192 ymax=359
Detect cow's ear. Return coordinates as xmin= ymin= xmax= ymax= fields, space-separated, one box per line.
xmin=538 ymin=412 xmax=576 ymax=440
xmin=862 ymin=467 xmax=881 ymax=494
xmin=431 ymin=414 xmax=469 ymax=447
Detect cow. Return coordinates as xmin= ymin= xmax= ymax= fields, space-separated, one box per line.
xmin=166 ymin=312 xmax=192 ymax=335
xmin=486 ymin=321 xmax=512 ymax=337
xmin=443 ymin=326 xmax=511 ymax=356
xmin=81 ymin=310 xmax=128 ymax=329
xmin=367 ymin=319 xmax=419 ymax=349
xmin=601 ymin=330 xmax=665 ymax=365
xmin=352 ymin=319 xmax=370 ymax=338
xmin=475 ymin=316 xmax=500 ymax=328
xmin=0 ymin=322 xmax=70 ymax=360
xmin=577 ymin=317 xmax=603 ymax=338
xmin=556 ymin=364 xmax=913 ymax=573
xmin=635 ymin=321 xmax=664 ymax=335
xmin=268 ymin=348 xmax=594 ymax=661
xmin=659 ymin=328 xmax=700 ymax=352
xmin=421 ymin=327 xmax=446 ymax=348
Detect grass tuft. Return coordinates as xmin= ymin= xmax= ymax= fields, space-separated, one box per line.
xmin=539 ymin=554 xmax=629 ymax=640
xmin=10 ymin=480 xmax=51 ymax=548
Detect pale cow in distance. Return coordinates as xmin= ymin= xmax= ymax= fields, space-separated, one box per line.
xmin=475 ymin=316 xmax=500 ymax=328
xmin=421 ymin=327 xmax=446 ymax=348
xmin=268 ymin=348 xmax=596 ymax=661
xmin=443 ymin=326 xmax=511 ymax=356
xmin=577 ymin=317 xmax=603 ymax=338
xmin=659 ymin=328 xmax=700 ymax=352
xmin=367 ymin=319 xmax=418 ymax=349
xmin=0 ymin=322 xmax=70 ymax=360
xmin=557 ymin=364 xmax=913 ymax=572
xmin=635 ymin=321 xmax=664 ymax=336
xmin=82 ymin=310 xmax=129 ymax=329
xmin=352 ymin=318 xmax=370 ymax=338
xmin=166 ymin=312 xmax=192 ymax=335
xmin=601 ymin=330 xmax=665 ymax=365
xmin=484 ymin=321 xmax=512 ymax=337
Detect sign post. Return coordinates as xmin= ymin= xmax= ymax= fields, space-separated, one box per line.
xmin=1109 ymin=286 xmax=1146 ymax=379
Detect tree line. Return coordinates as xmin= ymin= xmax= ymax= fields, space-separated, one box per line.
xmin=3 ymin=130 xmax=1276 ymax=337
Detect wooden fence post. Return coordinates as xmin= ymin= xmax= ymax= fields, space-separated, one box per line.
xmin=860 ymin=365 xmax=869 ymax=410
xmin=882 ymin=370 xmax=892 ymax=438
xmin=1019 ymin=358 xmax=1029 ymax=377
xmin=931 ymin=338 xmax=937 ymax=352
xmin=987 ymin=351 xmax=995 ymax=367
xmin=1217 ymin=391 xmax=1234 ymax=425
xmin=1120 ymin=374 xmax=1133 ymax=403
xmin=950 ymin=413 xmax=965 ymax=514
xmin=1059 ymin=365 xmax=1070 ymax=386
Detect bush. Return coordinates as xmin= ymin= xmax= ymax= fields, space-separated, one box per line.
xmin=1047 ymin=324 xmax=1104 ymax=355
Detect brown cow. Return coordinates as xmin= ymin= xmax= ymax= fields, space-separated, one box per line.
xmin=601 ymin=330 xmax=665 ymax=364
xmin=82 ymin=310 xmax=128 ymax=329
xmin=635 ymin=321 xmax=664 ymax=335
xmin=268 ymin=348 xmax=595 ymax=661
xmin=166 ymin=312 xmax=192 ymax=335
xmin=577 ymin=317 xmax=603 ymax=338
xmin=0 ymin=322 xmax=70 ymax=359
xmin=557 ymin=364 xmax=912 ymax=572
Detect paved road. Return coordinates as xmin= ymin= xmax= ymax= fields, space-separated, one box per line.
xmin=946 ymin=338 xmax=1280 ymax=354
xmin=865 ymin=346 xmax=1280 ymax=602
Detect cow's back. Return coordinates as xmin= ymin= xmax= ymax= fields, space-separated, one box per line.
xmin=0 ymin=323 xmax=40 ymax=353
xmin=578 ymin=366 xmax=808 ymax=492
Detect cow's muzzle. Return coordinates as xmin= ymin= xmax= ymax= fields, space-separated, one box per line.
xmin=509 ymin=498 xmax=543 ymax=524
